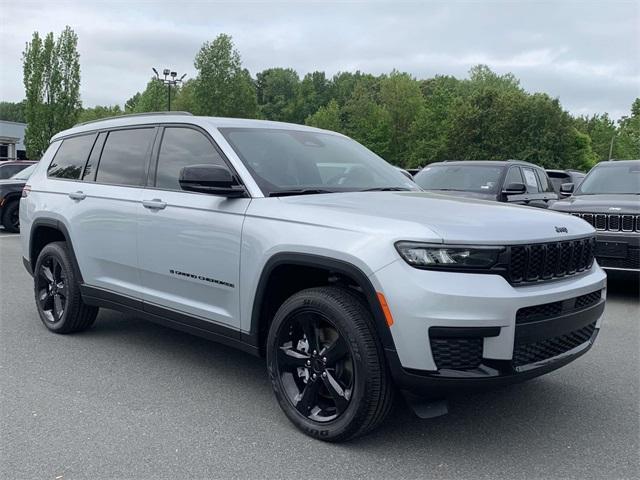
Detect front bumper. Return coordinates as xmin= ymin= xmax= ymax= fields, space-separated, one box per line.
xmin=370 ymin=259 xmax=607 ymax=394
xmin=594 ymin=231 xmax=640 ymax=272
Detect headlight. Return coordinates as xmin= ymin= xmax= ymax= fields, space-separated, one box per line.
xmin=395 ymin=242 xmax=504 ymax=269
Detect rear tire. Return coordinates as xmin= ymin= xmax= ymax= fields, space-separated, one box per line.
xmin=266 ymin=286 xmax=394 ymax=442
xmin=33 ymin=241 xmax=98 ymax=333
xmin=1 ymin=200 xmax=20 ymax=233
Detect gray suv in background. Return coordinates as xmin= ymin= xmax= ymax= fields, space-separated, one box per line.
xmin=20 ymin=113 xmax=606 ymax=441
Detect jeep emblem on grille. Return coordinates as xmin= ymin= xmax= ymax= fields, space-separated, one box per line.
xmin=555 ymin=226 xmax=568 ymax=233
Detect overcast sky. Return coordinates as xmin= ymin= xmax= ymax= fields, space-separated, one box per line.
xmin=1 ymin=0 xmax=638 ymax=119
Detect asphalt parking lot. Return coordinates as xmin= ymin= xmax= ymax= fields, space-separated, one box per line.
xmin=0 ymin=229 xmax=638 ymax=480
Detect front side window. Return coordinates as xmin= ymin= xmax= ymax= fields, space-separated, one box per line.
xmin=414 ymin=164 xmax=503 ymax=193
xmin=504 ymin=166 xmax=523 ymax=186
xmin=95 ymin=128 xmax=155 ymax=186
xmin=576 ymin=163 xmax=640 ymax=195
xmin=48 ymin=134 xmax=96 ymax=180
xmin=155 ymin=127 xmax=227 ymax=191
xmin=220 ymin=128 xmax=416 ymax=196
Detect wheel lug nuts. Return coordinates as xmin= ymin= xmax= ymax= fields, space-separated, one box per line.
xmin=312 ymin=350 xmax=317 ymax=356
xmin=322 ymin=357 xmax=327 ymax=363
xmin=312 ymin=373 xmax=317 ymax=379
xmin=306 ymin=360 xmax=311 ymax=366
xmin=322 ymin=372 xmax=327 ymax=378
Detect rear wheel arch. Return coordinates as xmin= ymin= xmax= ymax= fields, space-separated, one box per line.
xmin=29 ymin=218 xmax=84 ymax=283
xmin=249 ymin=253 xmax=395 ymax=355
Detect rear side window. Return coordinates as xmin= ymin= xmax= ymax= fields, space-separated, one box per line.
xmin=48 ymin=134 xmax=96 ymax=180
xmin=535 ymin=169 xmax=554 ymax=193
xmin=95 ymin=128 xmax=155 ymax=186
xmin=155 ymin=127 xmax=227 ymax=191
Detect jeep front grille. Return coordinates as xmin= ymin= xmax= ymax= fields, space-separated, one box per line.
xmin=508 ymin=237 xmax=595 ymax=284
xmin=571 ymin=213 xmax=640 ymax=232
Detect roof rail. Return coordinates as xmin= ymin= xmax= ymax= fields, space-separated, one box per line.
xmin=74 ymin=111 xmax=193 ymax=127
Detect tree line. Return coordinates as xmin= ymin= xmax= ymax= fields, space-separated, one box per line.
xmin=3 ymin=28 xmax=638 ymax=168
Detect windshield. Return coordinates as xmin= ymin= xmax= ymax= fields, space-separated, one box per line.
xmin=413 ymin=164 xmax=503 ymax=193
xmin=10 ymin=164 xmax=36 ymax=180
xmin=219 ymin=128 xmax=418 ymax=196
xmin=575 ymin=163 xmax=640 ymax=195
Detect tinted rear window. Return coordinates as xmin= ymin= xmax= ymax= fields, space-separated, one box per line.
xmin=96 ymin=128 xmax=155 ymax=186
xmin=48 ymin=134 xmax=96 ymax=179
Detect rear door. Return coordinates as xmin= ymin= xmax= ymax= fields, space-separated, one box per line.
xmin=71 ymin=126 xmax=156 ymax=299
xmin=137 ymin=125 xmax=249 ymax=332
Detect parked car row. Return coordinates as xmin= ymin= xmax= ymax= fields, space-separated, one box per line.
xmin=17 ymin=113 xmax=610 ymax=441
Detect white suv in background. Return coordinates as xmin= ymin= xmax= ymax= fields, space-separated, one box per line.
xmin=20 ymin=113 xmax=606 ymax=441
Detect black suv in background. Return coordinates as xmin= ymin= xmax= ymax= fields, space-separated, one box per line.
xmin=413 ymin=160 xmax=558 ymax=208
xmin=0 ymin=160 xmax=36 ymax=180
xmin=551 ymin=160 xmax=640 ymax=272
xmin=546 ymin=169 xmax=586 ymax=197
xmin=0 ymin=163 xmax=36 ymax=232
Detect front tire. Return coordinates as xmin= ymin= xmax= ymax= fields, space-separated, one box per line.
xmin=1 ymin=200 xmax=20 ymax=233
xmin=33 ymin=241 xmax=98 ymax=333
xmin=266 ymin=286 xmax=394 ymax=442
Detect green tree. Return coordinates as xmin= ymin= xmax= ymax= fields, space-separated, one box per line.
xmin=615 ymin=98 xmax=640 ymax=159
xmin=295 ymin=71 xmax=331 ymax=123
xmin=22 ymin=26 xmax=81 ymax=158
xmin=379 ymin=71 xmax=424 ymax=166
xmin=0 ymin=101 xmax=27 ymax=122
xmin=77 ymin=105 xmax=123 ymax=123
xmin=124 ymin=92 xmax=141 ymax=112
xmin=133 ymin=78 xmax=171 ymax=113
xmin=305 ymin=99 xmax=342 ymax=132
xmin=342 ymin=84 xmax=391 ymax=159
xmin=192 ymin=34 xmax=258 ymax=118
xmin=256 ymin=68 xmax=300 ymax=122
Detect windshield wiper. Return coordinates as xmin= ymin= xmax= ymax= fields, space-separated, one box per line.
xmin=269 ymin=188 xmax=335 ymax=197
xmin=360 ymin=187 xmax=413 ymax=192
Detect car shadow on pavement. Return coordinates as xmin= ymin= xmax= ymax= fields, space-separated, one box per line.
xmin=80 ymin=305 xmax=631 ymax=451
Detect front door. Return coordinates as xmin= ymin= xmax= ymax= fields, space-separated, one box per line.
xmin=138 ymin=126 xmax=250 ymax=331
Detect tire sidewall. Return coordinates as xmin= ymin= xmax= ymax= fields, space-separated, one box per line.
xmin=2 ymin=201 xmax=20 ymax=233
xmin=33 ymin=242 xmax=77 ymax=332
xmin=267 ymin=289 xmax=379 ymax=441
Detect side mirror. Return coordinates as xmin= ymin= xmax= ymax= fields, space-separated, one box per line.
xmin=179 ymin=164 xmax=246 ymax=197
xmin=502 ymin=182 xmax=526 ymax=195
xmin=560 ymin=182 xmax=574 ymax=195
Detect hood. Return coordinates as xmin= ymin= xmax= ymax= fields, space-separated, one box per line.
xmin=551 ymin=194 xmax=640 ymax=214
xmin=272 ymin=191 xmax=594 ymax=245
xmin=421 ymin=189 xmax=497 ymax=201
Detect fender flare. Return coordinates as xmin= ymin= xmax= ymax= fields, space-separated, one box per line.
xmin=29 ymin=217 xmax=84 ymax=283
xmin=245 ymin=252 xmax=396 ymax=352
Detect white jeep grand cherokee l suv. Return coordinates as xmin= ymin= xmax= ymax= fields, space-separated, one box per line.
xmin=20 ymin=113 xmax=607 ymax=441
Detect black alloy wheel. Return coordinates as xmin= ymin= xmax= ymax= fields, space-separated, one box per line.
xmin=36 ymin=255 xmax=67 ymax=323
xmin=33 ymin=241 xmax=98 ymax=333
xmin=267 ymin=287 xmax=394 ymax=442
xmin=275 ymin=310 xmax=354 ymax=422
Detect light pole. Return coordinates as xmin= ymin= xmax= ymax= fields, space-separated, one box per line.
xmin=608 ymin=132 xmax=618 ymax=161
xmin=152 ymin=68 xmax=187 ymax=111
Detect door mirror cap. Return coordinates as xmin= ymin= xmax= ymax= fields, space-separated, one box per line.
xmin=560 ymin=182 xmax=574 ymax=194
xmin=502 ymin=182 xmax=526 ymax=195
xmin=179 ymin=164 xmax=246 ymax=197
